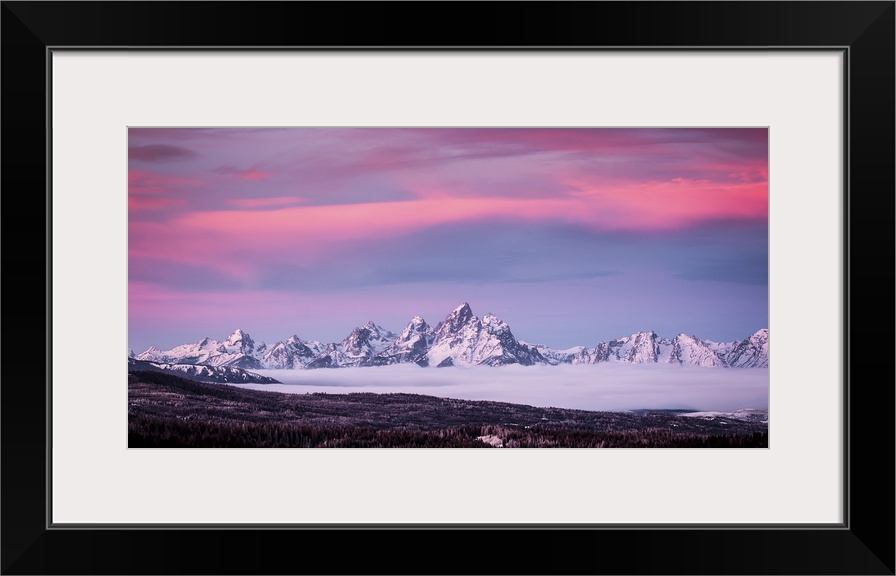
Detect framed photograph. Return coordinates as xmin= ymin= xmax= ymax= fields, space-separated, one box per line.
xmin=124 ymin=125 xmax=771 ymax=451
xmin=3 ymin=2 xmax=892 ymax=574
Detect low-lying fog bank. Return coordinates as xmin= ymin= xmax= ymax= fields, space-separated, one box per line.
xmin=234 ymin=364 xmax=769 ymax=413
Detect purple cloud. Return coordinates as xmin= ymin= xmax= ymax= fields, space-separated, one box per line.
xmin=129 ymin=144 xmax=198 ymax=162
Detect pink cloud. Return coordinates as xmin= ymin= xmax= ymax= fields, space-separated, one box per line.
xmin=214 ymin=166 xmax=272 ymax=181
xmin=129 ymin=182 xmax=767 ymax=284
xmin=727 ymin=166 xmax=769 ymax=183
xmin=127 ymin=129 xmax=768 ymax=292
xmin=129 ymin=198 xmax=551 ymax=283
xmin=128 ymin=196 xmax=186 ymax=212
xmin=564 ymin=178 xmax=767 ymax=229
xmin=129 ymin=221 xmax=255 ymax=281
xmin=128 ymin=169 xmax=202 ymax=194
xmin=226 ymin=196 xmax=306 ymax=209
xmin=401 ymin=128 xmax=677 ymax=155
xmin=128 ymin=144 xmax=197 ymax=162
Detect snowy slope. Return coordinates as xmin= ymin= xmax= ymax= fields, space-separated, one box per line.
xmin=262 ymin=335 xmax=324 ymax=369
xmin=377 ymin=316 xmax=435 ymax=366
xmin=136 ymin=330 xmax=265 ymax=369
xmin=521 ymin=342 xmax=587 ymax=365
xmin=722 ymin=329 xmax=769 ymax=367
xmin=128 ymin=357 xmax=280 ymax=384
xmin=665 ymin=334 xmax=728 ymax=367
xmin=305 ymin=322 xmax=398 ymax=368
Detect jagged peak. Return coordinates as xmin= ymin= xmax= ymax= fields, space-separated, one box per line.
xmin=481 ymin=312 xmax=509 ymax=331
xmin=674 ymin=333 xmax=700 ymax=342
xmin=619 ymin=330 xmax=657 ymax=342
xmin=352 ymin=321 xmax=393 ymax=336
xmin=403 ymin=315 xmax=430 ymax=329
xmin=450 ymin=302 xmax=473 ymax=316
xmin=445 ymin=302 xmax=475 ymax=324
xmin=227 ymin=328 xmax=250 ymax=342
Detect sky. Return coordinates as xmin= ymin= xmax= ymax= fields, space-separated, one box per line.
xmin=128 ymin=128 xmax=768 ymax=354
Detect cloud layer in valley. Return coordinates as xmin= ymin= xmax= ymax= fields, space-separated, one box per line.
xmin=238 ymin=364 xmax=769 ymax=413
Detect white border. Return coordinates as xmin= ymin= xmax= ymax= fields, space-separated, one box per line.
xmin=51 ymin=52 xmax=843 ymax=524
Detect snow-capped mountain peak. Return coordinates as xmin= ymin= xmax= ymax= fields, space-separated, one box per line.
xmin=724 ymin=328 xmax=769 ymax=367
xmin=135 ymin=346 xmax=164 ymax=362
xmin=447 ymin=301 xmax=474 ymax=323
xmin=750 ymin=328 xmax=769 ymax=343
xmin=452 ymin=302 xmax=473 ymax=315
xmin=261 ymin=334 xmax=323 ymax=369
xmin=225 ymin=328 xmax=254 ymax=351
xmin=667 ymin=333 xmax=728 ymax=367
xmin=481 ymin=312 xmax=510 ymax=334
xmin=616 ymin=331 xmax=660 ymax=363
xmin=398 ymin=316 xmax=432 ymax=341
xmin=424 ymin=304 xmax=544 ymax=367
xmin=377 ymin=315 xmax=435 ymax=366
xmin=341 ymin=322 xmax=396 ymax=354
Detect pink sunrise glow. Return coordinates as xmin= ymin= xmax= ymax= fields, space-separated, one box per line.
xmin=128 ymin=128 xmax=768 ymax=353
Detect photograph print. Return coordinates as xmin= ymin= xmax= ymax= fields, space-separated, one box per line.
xmin=128 ymin=127 xmax=769 ymax=448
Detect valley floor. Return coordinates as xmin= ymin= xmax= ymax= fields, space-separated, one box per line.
xmin=127 ymin=370 xmax=768 ymax=448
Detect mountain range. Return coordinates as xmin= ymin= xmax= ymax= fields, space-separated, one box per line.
xmin=131 ymin=302 xmax=768 ymax=370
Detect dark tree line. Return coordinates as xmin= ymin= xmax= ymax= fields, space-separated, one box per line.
xmin=477 ymin=423 xmax=768 ymax=448
xmin=129 ymin=415 xmax=491 ymax=448
xmin=129 ymin=414 xmax=768 ymax=448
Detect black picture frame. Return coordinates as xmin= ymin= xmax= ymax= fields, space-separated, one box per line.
xmin=2 ymin=2 xmax=893 ymax=574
